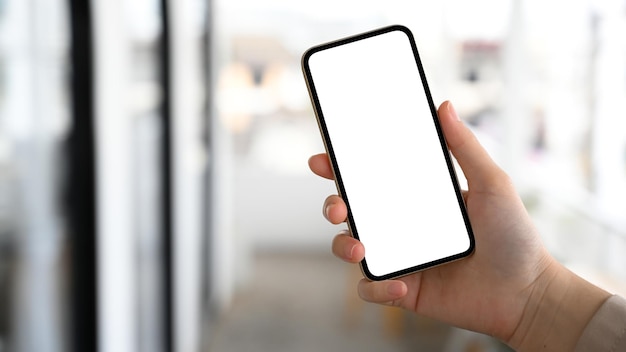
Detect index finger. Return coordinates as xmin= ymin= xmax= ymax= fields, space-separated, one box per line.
xmin=308 ymin=153 xmax=334 ymax=180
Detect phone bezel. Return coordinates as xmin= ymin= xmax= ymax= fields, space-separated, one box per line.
xmin=301 ymin=25 xmax=475 ymax=281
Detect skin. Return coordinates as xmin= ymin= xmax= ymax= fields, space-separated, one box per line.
xmin=308 ymin=101 xmax=611 ymax=351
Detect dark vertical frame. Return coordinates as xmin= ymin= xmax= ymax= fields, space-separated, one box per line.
xmin=201 ymin=0 xmax=215 ymax=323
xmin=158 ymin=0 xmax=174 ymax=351
xmin=67 ymin=0 xmax=98 ymax=351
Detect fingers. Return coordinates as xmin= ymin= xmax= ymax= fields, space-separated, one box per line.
xmin=357 ymin=279 xmax=408 ymax=304
xmin=438 ymin=101 xmax=510 ymax=192
xmin=332 ymin=232 xmax=408 ymax=304
xmin=332 ymin=231 xmax=364 ymax=263
xmin=323 ymin=195 xmax=347 ymax=224
xmin=310 ymin=154 xmax=347 ymax=223
xmin=308 ymin=153 xmax=334 ymax=180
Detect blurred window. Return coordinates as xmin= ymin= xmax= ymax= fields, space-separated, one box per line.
xmin=0 ymin=0 xmax=71 ymax=351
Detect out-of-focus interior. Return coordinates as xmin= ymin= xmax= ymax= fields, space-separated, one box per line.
xmin=0 ymin=0 xmax=625 ymax=351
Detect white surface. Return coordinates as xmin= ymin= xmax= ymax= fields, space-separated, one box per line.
xmin=169 ymin=0 xmax=206 ymax=350
xmin=93 ymin=0 xmax=137 ymax=351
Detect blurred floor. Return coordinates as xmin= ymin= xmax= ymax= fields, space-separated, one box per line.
xmin=207 ymin=251 xmax=510 ymax=352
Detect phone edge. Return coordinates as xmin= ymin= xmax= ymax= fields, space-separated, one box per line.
xmin=301 ymin=24 xmax=475 ymax=282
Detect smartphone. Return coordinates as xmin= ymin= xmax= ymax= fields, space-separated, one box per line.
xmin=302 ymin=25 xmax=474 ymax=281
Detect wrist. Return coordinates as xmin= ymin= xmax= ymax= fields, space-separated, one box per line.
xmin=507 ymin=261 xmax=611 ymax=351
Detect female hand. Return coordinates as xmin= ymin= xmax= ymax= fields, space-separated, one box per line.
xmin=308 ymin=101 xmax=609 ymax=350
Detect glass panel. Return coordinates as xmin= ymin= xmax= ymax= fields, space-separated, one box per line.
xmin=0 ymin=0 xmax=71 ymax=351
xmin=166 ymin=0 xmax=211 ymax=350
xmin=126 ymin=1 xmax=166 ymax=351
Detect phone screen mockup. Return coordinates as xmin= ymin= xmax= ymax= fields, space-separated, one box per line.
xmin=302 ymin=25 xmax=474 ymax=281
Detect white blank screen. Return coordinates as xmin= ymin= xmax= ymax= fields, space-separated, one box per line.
xmin=305 ymin=27 xmax=472 ymax=279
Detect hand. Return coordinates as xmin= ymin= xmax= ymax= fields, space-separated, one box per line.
xmin=308 ymin=101 xmax=610 ymax=350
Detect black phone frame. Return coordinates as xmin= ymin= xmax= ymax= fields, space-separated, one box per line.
xmin=302 ymin=25 xmax=475 ymax=281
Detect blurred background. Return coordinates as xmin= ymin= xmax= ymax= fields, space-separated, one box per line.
xmin=0 ymin=0 xmax=625 ymax=351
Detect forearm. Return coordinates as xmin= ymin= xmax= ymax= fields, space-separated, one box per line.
xmin=507 ymin=261 xmax=611 ymax=351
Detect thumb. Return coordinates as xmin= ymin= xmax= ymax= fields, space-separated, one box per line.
xmin=437 ymin=101 xmax=507 ymax=193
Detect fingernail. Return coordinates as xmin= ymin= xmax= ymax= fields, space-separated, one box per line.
xmin=387 ymin=282 xmax=405 ymax=296
xmin=447 ymin=101 xmax=461 ymax=121
xmin=324 ymin=204 xmax=331 ymax=219
xmin=345 ymin=244 xmax=357 ymax=260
